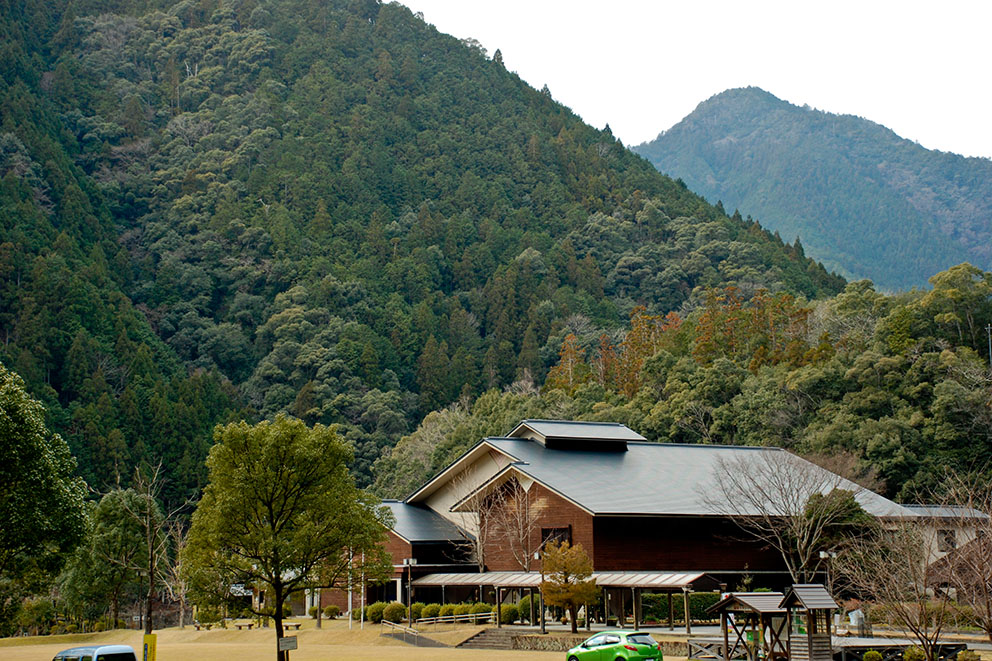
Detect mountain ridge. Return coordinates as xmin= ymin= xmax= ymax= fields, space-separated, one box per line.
xmin=634 ymin=86 xmax=992 ymax=290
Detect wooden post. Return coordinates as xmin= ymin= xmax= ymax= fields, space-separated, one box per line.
xmin=683 ymin=587 xmax=692 ymax=636
xmin=722 ymin=612 xmax=730 ymax=661
xmin=620 ymin=589 xmax=625 ymax=629
xmin=496 ymin=587 xmax=502 ymax=629
xmin=668 ymin=592 xmax=674 ymax=630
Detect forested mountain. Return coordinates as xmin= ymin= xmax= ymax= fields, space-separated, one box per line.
xmin=634 ymin=87 xmax=992 ymax=291
xmin=0 ymin=0 xmax=841 ymax=501
xmin=376 ymin=264 xmax=992 ymax=503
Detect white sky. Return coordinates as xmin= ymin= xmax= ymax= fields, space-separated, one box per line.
xmin=398 ymin=0 xmax=992 ymax=159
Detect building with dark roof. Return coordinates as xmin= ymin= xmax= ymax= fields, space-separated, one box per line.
xmin=323 ymin=419 xmax=920 ymax=612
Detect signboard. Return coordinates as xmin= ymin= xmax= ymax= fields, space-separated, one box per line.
xmin=143 ymin=633 xmax=157 ymax=661
xmin=278 ymin=636 xmax=298 ymax=652
xmin=229 ymin=583 xmax=252 ymax=597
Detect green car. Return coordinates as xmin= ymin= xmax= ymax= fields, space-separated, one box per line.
xmin=566 ymin=631 xmax=663 ymax=661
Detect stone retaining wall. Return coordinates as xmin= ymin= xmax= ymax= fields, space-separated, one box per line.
xmin=511 ymin=633 xmax=687 ymax=655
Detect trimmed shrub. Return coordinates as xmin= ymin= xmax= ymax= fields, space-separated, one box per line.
xmin=863 ymin=651 xmax=883 ymax=661
xmin=641 ymin=592 xmax=721 ymax=624
xmin=470 ymin=602 xmax=491 ymax=624
xmin=323 ymin=605 xmax=340 ymax=619
xmin=410 ymin=602 xmax=426 ymax=620
xmin=499 ymin=604 xmax=518 ymax=624
xmin=904 ymin=648 xmax=926 ymax=661
xmin=282 ymin=604 xmax=292 ymax=617
xmin=422 ymin=603 xmax=441 ymax=619
xmin=382 ymin=602 xmax=406 ymax=623
xmin=308 ymin=606 xmax=319 ymax=619
xmin=453 ymin=603 xmax=471 ymax=616
xmin=957 ymin=651 xmax=980 ymax=661
xmin=365 ymin=602 xmax=387 ymax=623
xmin=439 ymin=604 xmax=456 ymax=617
xmin=517 ymin=595 xmax=533 ymax=622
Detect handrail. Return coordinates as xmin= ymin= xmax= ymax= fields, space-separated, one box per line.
xmin=381 ymin=619 xmax=419 ymax=639
xmin=415 ymin=611 xmax=496 ymax=627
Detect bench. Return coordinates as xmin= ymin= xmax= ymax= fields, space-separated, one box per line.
xmin=193 ymin=622 xmax=212 ymax=631
xmin=235 ymin=622 xmax=254 ymax=630
xmin=283 ymin=622 xmax=301 ymax=630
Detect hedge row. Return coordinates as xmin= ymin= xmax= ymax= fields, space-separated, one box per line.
xmin=641 ymin=592 xmax=721 ymax=623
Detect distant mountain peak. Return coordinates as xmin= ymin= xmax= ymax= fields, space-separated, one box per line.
xmin=634 ymin=88 xmax=992 ymax=290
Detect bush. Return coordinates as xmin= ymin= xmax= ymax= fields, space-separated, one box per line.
xmin=453 ymin=603 xmax=471 ymax=616
xmin=470 ymin=602 xmax=491 ymax=624
xmin=308 ymin=606 xmax=319 ymax=619
xmin=422 ymin=603 xmax=441 ymax=619
xmin=382 ymin=602 xmax=406 ymax=623
xmin=282 ymin=604 xmax=292 ymax=617
xmin=323 ymin=605 xmax=340 ymax=619
xmin=410 ymin=602 xmax=425 ymax=620
xmin=499 ymin=604 xmax=518 ymax=624
xmin=957 ymin=651 xmax=980 ymax=661
xmin=365 ymin=602 xmax=387 ymax=623
xmin=641 ymin=592 xmax=721 ymax=624
xmin=904 ymin=647 xmax=926 ymax=661
xmin=439 ymin=604 xmax=456 ymax=617
xmin=198 ymin=607 xmax=222 ymax=624
xmin=517 ymin=595 xmax=532 ymax=622
xmin=864 ymin=651 xmax=883 ymax=661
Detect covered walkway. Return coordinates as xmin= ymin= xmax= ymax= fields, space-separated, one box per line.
xmin=413 ymin=571 xmax=721 ymax=631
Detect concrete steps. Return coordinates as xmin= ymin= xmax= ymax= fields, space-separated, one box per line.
xmin=457 ymin=628 xmax=518 ymax=650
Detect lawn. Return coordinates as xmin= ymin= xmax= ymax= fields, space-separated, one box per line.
xmin=0 ymin=619 xmax=565 ymax=660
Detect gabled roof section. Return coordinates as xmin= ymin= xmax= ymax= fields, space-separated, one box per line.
xmin=708 ymin=592 xmax=786 ymax=614
xmin=383 ymin=501 xmax=470 ymax=543
xmin=405 ymin=439 xmax=520 ymax=503
xmin=780 ymin=584 xmax=838 ymax=611
xmin=482 ymin=438 xmax=910 ymax=517
xmin=508 ymin=420 xmax=645 ymax=450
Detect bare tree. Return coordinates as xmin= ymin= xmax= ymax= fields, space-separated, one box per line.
xmin=162 ymin=520 xmax=190 ymax=629
xmin=839 ymin=520 xmax=960 ymax=661
xmin=706 ymin=450 xmax=872 ymax=582
xmin=929 ymin=473 xmax=992 ymax=642
xmin=486 ymin=476 xmax=545 ymax=571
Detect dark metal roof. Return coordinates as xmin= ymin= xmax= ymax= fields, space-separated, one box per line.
xmin=780 ymin=584 xmax=838 ymax=610
xmin=479 ymin=438 xmax=910 ymax=517
xmin=708 ymin=592 xmax=786 ymax=614
xmin=507 ymin=419 xmax=647 ymax=442
xmin=383 ymin=501 xmax=470 ymax=543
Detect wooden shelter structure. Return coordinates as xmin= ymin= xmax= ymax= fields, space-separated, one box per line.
xmin=707 ymin=592 xmax=788 ymax=661
xmin=781 ymin=585 xmax=837 ymax=661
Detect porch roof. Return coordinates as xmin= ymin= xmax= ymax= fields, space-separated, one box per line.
xmin=412 ymin=570 xmax=719 ymax=591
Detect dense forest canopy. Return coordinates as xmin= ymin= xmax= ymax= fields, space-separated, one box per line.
xmin=376 ymin=264 xmax=992 ymax=503
xmin=0 ymin=0 xmax=841 ymax=502
xmin=634 ymin=87 xmax=992 ymax=291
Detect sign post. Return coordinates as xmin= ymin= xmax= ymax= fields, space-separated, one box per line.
xmin=278 ymin=635 xmax=298 ymax=661
xmin=142 ymin=633 xmax=157 ymax=661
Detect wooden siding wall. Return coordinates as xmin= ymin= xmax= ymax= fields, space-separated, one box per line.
xmin=593 ymin=516 xmax=785 ymax=572
xmin=482 ymin=482 xmax=594 ymax=571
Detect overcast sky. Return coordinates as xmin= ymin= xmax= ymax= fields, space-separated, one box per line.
xmin=399 ymin=1 xmax=992 ymax=159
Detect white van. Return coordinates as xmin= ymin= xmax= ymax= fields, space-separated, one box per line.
xmin=52 ymin=645 xmax=137 ymax=661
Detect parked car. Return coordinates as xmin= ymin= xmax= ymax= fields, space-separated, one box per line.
xmin=52 ymin=645 xmax=137 ymax=661
xmin=566 ymin=631 xmax=663 ymax=661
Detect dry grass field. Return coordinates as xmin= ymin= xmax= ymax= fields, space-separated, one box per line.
xmin=0 ymin=619 xmax=566 ymax=661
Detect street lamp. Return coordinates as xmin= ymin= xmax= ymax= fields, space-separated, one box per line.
xmin=403 ymin=558 xmax=417 ymax=626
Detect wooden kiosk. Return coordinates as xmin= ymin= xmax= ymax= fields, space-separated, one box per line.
xmin=780 ymin=585 xmax=837 ymax=661
xmin=707 ymin=592 xmax=788 ymax=661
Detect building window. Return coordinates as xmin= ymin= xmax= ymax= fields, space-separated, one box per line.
xmin=938 ymin=529 xmax=956 ymax=552
xmin=542 ymin=526 xmax=571 ymax=546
